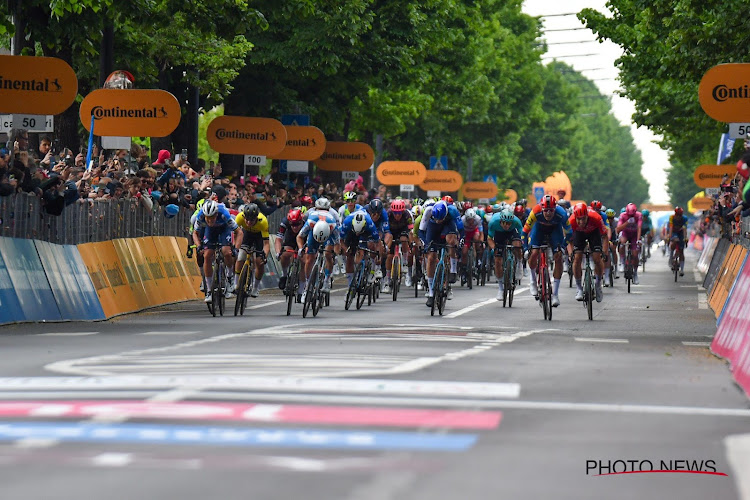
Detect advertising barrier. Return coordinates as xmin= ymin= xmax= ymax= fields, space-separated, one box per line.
xmin=0 ymin=55 xmax=78 ymax=115
xmin=376 ymin=162 xmax=427 ymax=186
xmin=708 ymin=244 xmax=748 ymax=317
xmin=315 ymin=142 xmax=374 ymax=172
xmin=697 ymin=236 xmax=718 ymax=274
xmin=419 ymin=170 xmax=463 ymax=193
xmin=206 ymin=116 xmax=287 ymax=156
xmin=703 ymin=238 xmax=731 ymax=292
xmin=711 ymin=255 xmax=750 ymax=398
xmin=152 ymin=236 xmax=197 ymax=301
xmin=79 ymin=89 xmax=181 ymax=137
xmin=0 ymin=242 xmax=26 ymax=324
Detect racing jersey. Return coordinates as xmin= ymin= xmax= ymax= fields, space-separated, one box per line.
xmin=194 ymin=203 xmax=238 ymax=231
xmin=299 ymin=211 xmax=338 ymax=240
xmin=462 ymin=212 xmax=483 ymax=232
xmin=568 ymin=210 xmax=607 ymax=235
xmin=669 ymin=214 xmax=688 ymax=234
xmin=235 ymin=211 xmax=269 ymax=238
xmin=448 ymin=205 xmax=463 ymax=232
xmin=341 ymin=211 xmax=379 ymax=242
xmin=641 ymin=214 xmax=653 ymax=232
xmin=487 ymin=213 xmax=523 ymax=239
xmin=617 ymin=211 xmax=642 ymax=233
xmin=369 ymin=207 xmax=390 ymax=235
xmin=523 ymin=205 xmax=572 ymax=235
xmin=594 ymin=210 xmax=610 ymax=229
xmin=277 ymin=216 xmax=303 ymax=238
xmin=388 ymin=210 xmax=414 ymax=235
xmin=338 ymin=203 xmax=362 ymax=220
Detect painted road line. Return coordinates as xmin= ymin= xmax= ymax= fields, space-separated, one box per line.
xmin=248 ymin=300 xmax=285 ymax=310
xmin=0 ymin=422 xmax=478 ymax=451
xmin=37 ymin=332 xmax=99 ymax=337
xmin=0 ymin=376 xmax=520 ymax=399
xmin=574 ymin=338 xmax=629 ymax=344
xmin=91 ymin=453 xmax=134 ymax=467
xmin=445 ymin=288 xmax=529 ymax=319
xmin=0 ymin=401 xmax=501 ymax=429
xmin=138 ymin=331 xmax=200 ymax=336
xmin=682 ymin=341 xmax=712 ymax=347
xmin=725 ymin=434 xmax=750 ymax=500
xmin=698 ymin=293 xmax=708 ymax=309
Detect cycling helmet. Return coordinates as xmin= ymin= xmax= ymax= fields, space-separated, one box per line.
xmin=557 ymin=199 xmax=571 ymax=210
xmin=540 ymin=195 xmax=557 ymax=210
xmin=737 ymin=158 xmax=750 ymax=180
xmin=513 ymin=204 xmax=525 ymax=217
xmin=413 ymin=197 xmax=424 ymax=207
xmin=620 ymin=207 xmax=626 ymax=214
xmin=605 ymin=208 xmax=616 ymax=218
xmin=465 ymin=208 xmax=477 ymax=220
xmin=519 ymin=198 xmax=527 ymax=207
xmin=367 ymin=199 xmax=383 ymax=214
xmin=463 ymin=201 xmax=473 ymax=210
xmin=674 ymin=206 xmax=684 ymax=216
xmin=315 ymin=196 xmax=331 ymax=210
xmin=312 ymin=220 xmax=331 ymax=243
xmin=423 ymin=199 xmax=436 ymax=209
xmin=299 ymin=206 xmax=307 ymax=214
xmin=573 ymin=203 xmax=588 ymax=218
xmin=626 ymin=203 xmax=637 ymax=216
xmin=432 ymin=201 xmax=448 ymax=220
xmin=202 ymin=200 xmax=218 ymax=217
xmin=485 ymin=204 xmax=494 ymax=214
xmin=499 ymin=210 xmax=515 ymax=223
xmin=641 ymin=209 xmax=650 ymax=217
xmin=390 ymin=199 xmax=405 ymax=212
xmin=590 ymin=200 xmax=602 ymax=211
xmin=343 ymin=191 xmax=356 ymax=202
xmin=287 ymin=209 xmax=302 ymax=224
xmin=492 ymin=203 xmax=502 ymax=211
xmin=413 ymin=205 xmax=422 ymax=217
xmin=243 ymin=203 xmax=260 ymax=220
xmin=351 ymin=211 xmax=367 ymax=233
xmin=301 ymin=195 xmax=313 ymax=206
xmin=442 ymin=195 xmax=454 ymax=205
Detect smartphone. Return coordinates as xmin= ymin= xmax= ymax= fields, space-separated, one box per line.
xmin=182 ymin=149 xmax=188 ymax=162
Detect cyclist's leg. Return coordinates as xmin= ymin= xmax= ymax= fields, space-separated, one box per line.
xmin=550 ymin=227 xmax=565 ymax=296
xmin=385 ymin=234 xmax=396 ymax=285
xmin=527 ymin=225 xmax=543 ymax=294
xmin=572 ymin=231 xmax=585 ymax=293
xmin=424 ymin=222 xmax=441 ymax=298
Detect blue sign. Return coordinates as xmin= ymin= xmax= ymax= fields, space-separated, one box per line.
xmin=0 ymin=422 xmax=478 ymax=451
xmin=717 ymin=133 xmax=735 ymax=164
xmin=484 ymin=174 xmax=497 ymax=185
xmin=281 ymin=114 xmax=310 ymax=126
xmin=533 ymin=186 xmax=545 ymax=202
xmin=429 ymin=155 xmax=448 ymax=170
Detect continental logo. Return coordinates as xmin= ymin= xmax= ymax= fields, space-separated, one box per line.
xmin=698 ymin=173 xmax=727 ymax=179
xmin=287 ymin=138 xmax=317 ymax=147
xmin=376 ymin=161 xmax=427 ymax=185
xmin=91 ymin=106 xmax=168 ymax=120
xmin=215 ymin=129 xmax=278 ymax=141
xmin=699 ymin=64 xmax=750 ymax=122
xmin=711 ymin=85 xmax=750 ymax=102
xmin=380 ymin=168 xmax=416 ymax=176
xmin=0 ymin=77 xmax=63 ymax=92
xmin=320 ymin=152 xmax=366 ymax=160
xmin=422 ymin=177 xmax=458 ymax=184
xmin=693 ymin=164 xmax=736 ymax=188
xmin=104 ymin=265 xmax=126 ymax=287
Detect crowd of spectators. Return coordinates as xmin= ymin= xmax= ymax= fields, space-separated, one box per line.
xmin=0 ymin=128 xmax=382 ymax=219
xmin=694 ymin=149 xmax=750 ymax=241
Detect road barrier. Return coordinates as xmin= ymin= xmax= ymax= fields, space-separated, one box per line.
xmin=708 ymin=244 xmax=748 ymax=318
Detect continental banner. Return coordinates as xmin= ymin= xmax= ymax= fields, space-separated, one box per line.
xmin=0 ymin=55 xmax=78 ymax=115
xmin=376 ymin=162 xmax=427 ymax=186
xmin=206 ymin=116 xmax=287 ymax=156
xmin=315 ymin=142 xmax=374 ymax=172
xmin=79 ymin=89 xmax=181 ymax=137
xmin=693 ymin=164 xmax=736 ymax=189
xmin=462 ymin=182 xmax=497 ymax=200
xmin=419 ymin=170 xmax=463 ymax=192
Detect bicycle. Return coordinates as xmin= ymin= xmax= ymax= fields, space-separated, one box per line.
xmin=431 ymin=243 xmax=454 ymax=316
xmin=565 ymin=247 xmax=574 ymax=288
xmin=412 ymin=242 xmax=424 ymax=298
xmin=535 ymin=242 xmax=554 ymax=321
xmin=390 ymin=239 xmax=404 ymax=301
xmin=462 ymin=241 xmax=475 ymax=290
xmin=639 ymin=235 xmax=648 ymax=273
xmin=480 ymin=245 xmax=493 ymax=286
xmin=345 ymin=247 xmax=379 ymax=311
xmin=669 ymin=237 xmax=682 ymax=282
xmin=234 ymin=248 xmax=264 ymax=317
xmin=205 ymin=243 xmax=226 ymax=317
xmin=581 ymin=244 xmax=594 ymax=321
xmin=302 ymin=245 xmax=333 ymax=318
xmin=498 ymin=243 xmax=516 ymax=308
xmin=282 ymin=249 xmax=301 ymax=316
xmin=623 ymin=240 xmax=636 ymax=293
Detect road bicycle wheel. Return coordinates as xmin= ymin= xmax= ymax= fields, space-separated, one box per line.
xmin=303 ymin=263 xmax=318 ymax=318
xmin=234 ymin=262 xmax=247 ymax=316
xmin=438 ymin=265 xmax=448 ymax=316
xmin=585 ymin=266 xmax=593 ymax=321
xmin=508 ymin=259 xmax=515 ymax=308
xmin=392 ymin=257 xmax=400 ymax=301
xmin=674 ymin=259 xmax=679 ymax=282
xmin=356 ymin=270 xmax=368 ymax=310
xmin=542 ymin=265 xmax=552 ymax=321
xmin=538 ymin=265 xmax=548 ymax=320
xmin=467 ymin=247 xmax=475 ymax=290
xmin=312 ymin=269 xmax=323 ymax=317
xmin=502 ymin=255 xmax=510 ymax=308
xmin=212 ymin=259 xmax=222 ymax=317
xmin=609 ymin=250 xmax=615 ymax=287
xmin=431 ymin=263 xmax=442 ymax=316
xmin=286 ymin=259 xmax=299 ymax=316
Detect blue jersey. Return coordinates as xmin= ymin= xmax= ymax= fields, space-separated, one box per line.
xmin=342 ymin=211 xmax=379 ymax=242
xmin=448 ymin=205 xmax=463 ymax=232
xmin=595 ymin=210 xmax=610 ymax=229
xmin=487 ymin=213 xmax=523 ymax=239
xmin=195 ymin=203 xmax=238 ymax=231
xmin=369 ymin=208 xmax=390 ymax=235
xmin=299 ymin=211 xmax=338 ymax=238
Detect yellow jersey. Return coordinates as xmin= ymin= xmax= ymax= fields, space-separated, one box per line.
xmin=235 ymin=212 xmax=270 ymax=238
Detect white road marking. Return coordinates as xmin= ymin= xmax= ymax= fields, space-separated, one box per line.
xmin=574 ymin=338 xmax=629 ymax=344
xmin=725 ymin=434 xmax=750 ymax=500
xmin=698 ymin=293 xmax=708 ymax=309
xmin=13 ymin=438 xmax=59 ymax=449
xmin=37 ymin=332 xmax=99 ymax=337
xmin=682 ymin=341 xmax=712 ymax=347
xmin=248 ymin=300 xmax=285 ymax=309
xmin=446 ymin=287 xmax=529 ymax=318
xmin=91 ymin=453 xmax=134 ymax=467
xmin=138 ymin=331 xmax=200 ymax=336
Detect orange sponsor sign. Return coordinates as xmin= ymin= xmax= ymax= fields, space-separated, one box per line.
xmin=0 ymin=55 xmax=78 ymax=115
xmin=698 ymin=64 xmax=750 ymax=122
xmin=207 ymin=116 xmax=287 ymax=156
xmin=463 ymin=182 xmax=497 ymax=199
xmin=315 ymin=142 xmax=374 ymax=172
xmin=80 ymin=89 xmax=181 ymax=137
xmin=419 ymin=170 xmax=463 ymax=192
xmin=503 ymin=189 xmax=518 ymax=204
xmin=693 ymin=164 xmax=736 ymax=188
xmin=640 ymin=203 xmax=674 ymax=212
xmin=278 ymin=126 xmax=326 ymax=160
xmin=376 ymin=161 xmax=427 ymax=185
xmin=690 ymin=196 xmax=714 ymax=211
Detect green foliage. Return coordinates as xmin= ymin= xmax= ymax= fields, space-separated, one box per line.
xmin=198 ymin=105 xmax=223 ymax=163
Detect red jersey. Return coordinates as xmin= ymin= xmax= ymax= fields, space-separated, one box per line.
xmin=568 ymin=209 xmax=606 ymax=235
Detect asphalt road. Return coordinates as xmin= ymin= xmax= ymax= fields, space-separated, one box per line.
xmin=0 ymin=247 xmax=748 ymax=500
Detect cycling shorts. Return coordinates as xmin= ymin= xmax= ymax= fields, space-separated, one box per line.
xmin=202 ymin=226 xmax=233 ymax=247
xmin=424 ymin=219 xmax=458 ymax=252
xmin=493 ymin=229 xmax=521 ymax=249
xmin=241 ymin=230 xmax=265 ymax=254
xmin=573 ymin=230 xmax=603 ymax=253
xmin=528 ymin=224 xmax=565 ymax=251
xmin=464 ymin=227 xmax=482 ymax=247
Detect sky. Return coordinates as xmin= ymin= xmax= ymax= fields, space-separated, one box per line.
xmin=522 ymin=0 xmax=670 ymax=204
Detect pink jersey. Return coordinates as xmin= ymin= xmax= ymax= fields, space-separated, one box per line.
xmin=618 ymin=211 xmax=642 ymax=234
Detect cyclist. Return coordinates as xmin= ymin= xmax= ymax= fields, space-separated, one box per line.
xmin=487 ymin=209 xmax=523 ymax=301
xmin=366 ymin=199 xmax=390 ymax=283
xmin=523 ymin=195 xmax=571 ymax=307
xmin=569 ymin=203 xmax=607 ymax=303
xmin=276 ymin=208 xmax=304 ymax=292
xmin=641 ymin=209 xmax=655 ymax=255
xmin=461 ymin=208 xmax=484 ymax=283
xmin=421 ymin=200 xmax=459 ymax=308
xmin=234 ymin=203 xmax=270 ymax=299
xmin=193 ymin=200 xmax=241 ymax=303
xmin=385 ymin=199 xmax=414 ymax=291
xmin=297 ymin=205 xmax=339 ymax=298
xmin=616 ymin=203 xmax=642 ymax=285
xmin=604 ymin=208 xmax=619 ymax=284
xmin=341 ymin=210 xmax=380 ymax=288
xmin=667 ymin=206 xmax=688 ymax=276
xmin=338 ymin=191 xmax=362 ymax=220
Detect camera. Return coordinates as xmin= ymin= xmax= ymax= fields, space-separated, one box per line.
xmin=64 ymin=155 xmax=74 ymax=167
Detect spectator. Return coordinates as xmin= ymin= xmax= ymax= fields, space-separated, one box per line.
xmin=124 ymin=176 xmax=153 ymax=210
xmin=152 ymin=149 xmax=171 ymax=167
